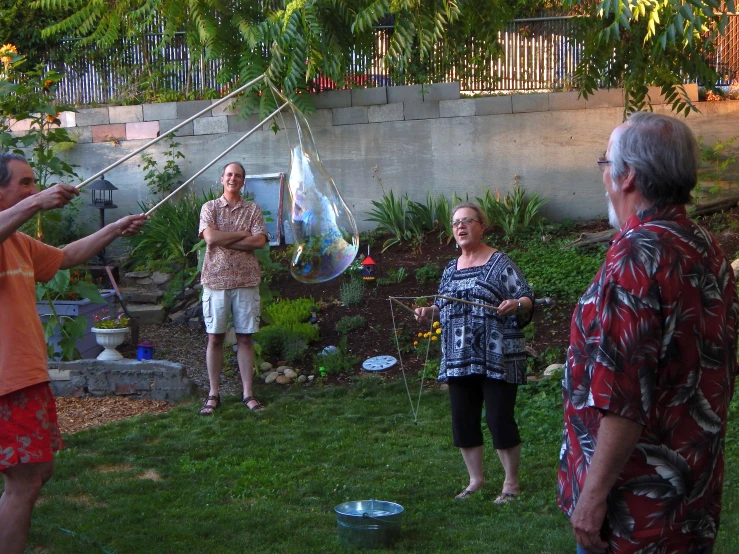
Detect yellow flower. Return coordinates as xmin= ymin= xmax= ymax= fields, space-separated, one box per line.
xmin=433 ymin=321 xmax=440 ymax=328
xmin=417 ymin=332 xmax=423 ymax=337
xmin=435 ymin=328 xmax=441 ymax=334
xmin=413 ymin=341 xmax=418 ymax=346
xmin=0 ymin=43 xmax=18 ymax=67
xmin=423 ymin=332 xmax=430 ymax=338
xmin=431 ymin=336 xmax=438 ymax=341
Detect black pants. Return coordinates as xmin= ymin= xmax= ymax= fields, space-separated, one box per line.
xmin=448 ymin=375 xmax=520 ymax=450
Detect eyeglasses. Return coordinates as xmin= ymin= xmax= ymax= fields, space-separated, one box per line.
xmin=451 ymin=217 xmax=479 ymax=227
xmin=597 ymin=156 xmax=612 ymax=172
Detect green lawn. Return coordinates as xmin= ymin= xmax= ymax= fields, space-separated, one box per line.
xmin=20 ymin=377 xmax=739 ymax=553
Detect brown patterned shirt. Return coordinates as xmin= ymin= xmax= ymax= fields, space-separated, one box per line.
xmin=198 ymin=196 xmax=267 ymax=290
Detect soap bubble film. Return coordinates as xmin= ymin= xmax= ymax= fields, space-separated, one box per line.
xmin=287 ymin=107 xmax=359 ymax=283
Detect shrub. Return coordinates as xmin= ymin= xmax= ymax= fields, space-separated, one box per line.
xmin=265 ymin=297 xmax=315 ymax=326
xmin=315 ymin=340 xmax=360 ymax=375
xmin=340 ymin=279 xmax=364 ymax=306
xmin=377 ymin=267 xmax=408 ymax=286
xmin=282 ymin=335 xmax=308 ymax=364
xmin=477 ymin=181 xmax=547 ymax=242
xmin=125 ymin=189 xmax=219 ymax=272
xmin=255 ymin=326 xmax=286 ymax=360
xmin=415 ymin=263 xmax=442 ymax=285
xmin=335 ymin=315 xmax=366 ymax=335
xmin=285 ymin=322 xmax=319 ymax=344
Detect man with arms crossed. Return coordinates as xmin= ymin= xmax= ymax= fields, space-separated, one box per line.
xmin=198 ymin=161 xmax=268 ymax=415
xmin=558 ymin=112 xmax=738 ymax=554
xmin=0 ymin=152 xmax=147 ymax=554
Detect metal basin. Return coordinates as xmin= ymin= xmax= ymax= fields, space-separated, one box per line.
xmin=334 ymin=499 xmax=404 ymax=549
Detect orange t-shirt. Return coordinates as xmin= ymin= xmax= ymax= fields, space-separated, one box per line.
xmin=0 ymin=232 xmax=64 ymax=396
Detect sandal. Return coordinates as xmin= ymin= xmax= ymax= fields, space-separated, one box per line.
xmin=454 ymin=488 xmax=477 ymax=500
xmin=198 ymin=394 xmax=220 ymax=416
xmin=243 ymin=395 xmax=265 ymax=412
xmin=493 ymin=492 xmax=518 ymax=504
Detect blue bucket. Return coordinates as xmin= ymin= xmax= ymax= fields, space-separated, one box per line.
xmin=334 ymin=499 xmax=404 ymax=549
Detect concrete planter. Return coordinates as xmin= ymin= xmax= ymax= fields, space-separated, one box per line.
xmin=36 ymin=290 xmax=115 ymax=359
xmin=91 ymin=327 xmax=128 ymax=361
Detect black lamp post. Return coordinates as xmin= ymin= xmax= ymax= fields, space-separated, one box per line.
xmin=88 ymin=175 xmax=118 ymax=264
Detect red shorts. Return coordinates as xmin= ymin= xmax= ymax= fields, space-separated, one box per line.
xmin=0 ymin=382 xmax=63 ymax=472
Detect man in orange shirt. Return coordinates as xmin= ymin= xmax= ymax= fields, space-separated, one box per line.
xmin=0 ymin=152 xmax=147 ymax=554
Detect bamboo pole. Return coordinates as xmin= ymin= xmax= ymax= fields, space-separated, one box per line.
xmin=144 ymin=101 xmax=290 ymax=216
xmin=75 ymin=73 xmax=266 ymax=191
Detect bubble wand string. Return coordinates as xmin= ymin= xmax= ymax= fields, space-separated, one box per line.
xmin=388 ymin=298 xmax=435 ymax=424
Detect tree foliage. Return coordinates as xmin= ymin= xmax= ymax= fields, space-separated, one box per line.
xmin=31 ymin=0 xmax=737 ymax=115
xmin=567 ymin=0 xmax=736 ymax=116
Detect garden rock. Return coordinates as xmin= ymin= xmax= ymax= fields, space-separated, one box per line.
xmin=308 ymin=375 xmax=315 ymax=382
xmin=260 ymin=362 xmax=273 ymax=371
xmin=276 ymin=365 xmax=291 ymax=374
xmin=544 ymin=364 xmax=565 ymax=377
xmin=297 ymin=375 xmax=307 ymax=384
xmin=440 ymin=384 xmax=449 ymax=391
xmin=283 ymin=368 xmax=298 ymax=379
xmin=732 ymin=259 xmax=739 ymax=279
xmin=125 ymin=271 xmax=151 ymax=279
xmin=276 ymin=375 xmax=291 ymax=385
xmin=265 ymin=372 xmax=279 ymax=384
xmin=151 ymin=271 xmax=172 ymax=286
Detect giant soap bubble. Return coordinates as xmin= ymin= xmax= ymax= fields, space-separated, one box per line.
xmin=287 ymin=107 xmax=359 ymax=283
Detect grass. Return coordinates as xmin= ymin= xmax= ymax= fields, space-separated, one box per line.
xmin=18 ymin=376 xmax=739 ymax=553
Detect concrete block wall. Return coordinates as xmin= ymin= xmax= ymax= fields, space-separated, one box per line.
xmin=10 ymin=82 xmax=737 ymax=229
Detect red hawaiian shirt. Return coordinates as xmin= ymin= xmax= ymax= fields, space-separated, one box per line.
xmin=557 ymin=205 xmax=738 ymax=553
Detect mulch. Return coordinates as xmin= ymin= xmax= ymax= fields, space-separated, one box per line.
xmin=56 ymin=396 xmax=173 ymax=435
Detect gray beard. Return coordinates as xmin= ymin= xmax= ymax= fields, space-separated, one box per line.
xmin=606 ymin=192 xmax=621 ymax=229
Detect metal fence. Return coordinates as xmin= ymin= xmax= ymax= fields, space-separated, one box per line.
xmin=50 ymin=15 xmax=737 ymax=106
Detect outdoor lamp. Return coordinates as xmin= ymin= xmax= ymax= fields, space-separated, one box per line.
xmin=88 ymin=175 xmax=118 ymax=263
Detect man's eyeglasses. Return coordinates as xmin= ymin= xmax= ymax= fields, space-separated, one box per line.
xmin=597 ymin=156 xmax=612 ymax=172
xmin=451 ymin=217 xmax=479 ymax=227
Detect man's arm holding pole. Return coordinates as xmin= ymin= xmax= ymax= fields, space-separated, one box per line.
xmin=0 ymin=185 xmax=79 ymax=245
xmin=60 ymin=214 xmax=148 ymax=269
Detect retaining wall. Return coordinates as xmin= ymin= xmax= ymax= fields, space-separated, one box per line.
xmin=9 ymin=83 xmax=739 ymax=232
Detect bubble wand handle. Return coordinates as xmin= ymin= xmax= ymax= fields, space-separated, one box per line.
xmin=75 ymin=73 xmax=266 ymax=191
xmin=145 ymin=101 xmax=290 ymax=216
xmin=433 ymin=294 xmax=500 ymax=311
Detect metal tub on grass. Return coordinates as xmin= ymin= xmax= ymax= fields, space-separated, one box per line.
xmin=334 ymin=499 xmax=404 ymax=549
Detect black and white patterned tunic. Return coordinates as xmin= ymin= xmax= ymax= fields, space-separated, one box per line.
xmin=435 ymin=252 xmax=533 ymax=384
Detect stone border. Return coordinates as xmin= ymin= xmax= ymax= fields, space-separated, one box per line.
xmin=49 ymin=359 xmax=196 ymax=402
xmin=7 ymin=83 xmax=700 ymax=142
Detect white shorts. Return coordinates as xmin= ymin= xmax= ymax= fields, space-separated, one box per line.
xmin=202 ymin=286 xmax=261 ymax=335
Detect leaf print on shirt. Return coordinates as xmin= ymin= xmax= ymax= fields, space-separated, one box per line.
xmin=619 ymin=228 xmax=662 ymax=280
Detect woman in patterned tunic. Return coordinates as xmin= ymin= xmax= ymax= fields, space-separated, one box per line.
xmin=415 ymin=202 xmax=534 ymax=503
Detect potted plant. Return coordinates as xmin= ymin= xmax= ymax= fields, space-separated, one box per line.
xmin=36 ymin=269 xmax=115 ymax=360
xmin=91 ymin=309 xmax=130 ymax=361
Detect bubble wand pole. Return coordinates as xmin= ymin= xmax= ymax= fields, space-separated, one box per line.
xmin=144 ymin=101 xmax=290 ymax=216
xmin=74 ymin=74 xmax=266 ymax=191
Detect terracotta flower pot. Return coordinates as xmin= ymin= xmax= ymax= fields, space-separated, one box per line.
xmin=91 ymin=327 xmax=128 ymax=361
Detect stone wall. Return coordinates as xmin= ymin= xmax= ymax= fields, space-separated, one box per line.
xmin=49 ymin=359 xmax=196 ymax=402
xmin=10 ymin=83 xmax=739 ymax=232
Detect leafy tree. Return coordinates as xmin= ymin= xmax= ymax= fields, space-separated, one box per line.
xmin=567 ymin=0 xmax=736 ymax=116
xmin=0 ymin=0 xmax=73 ymax=67
xmin=31 ymin=0 xmax=737 ymax=115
